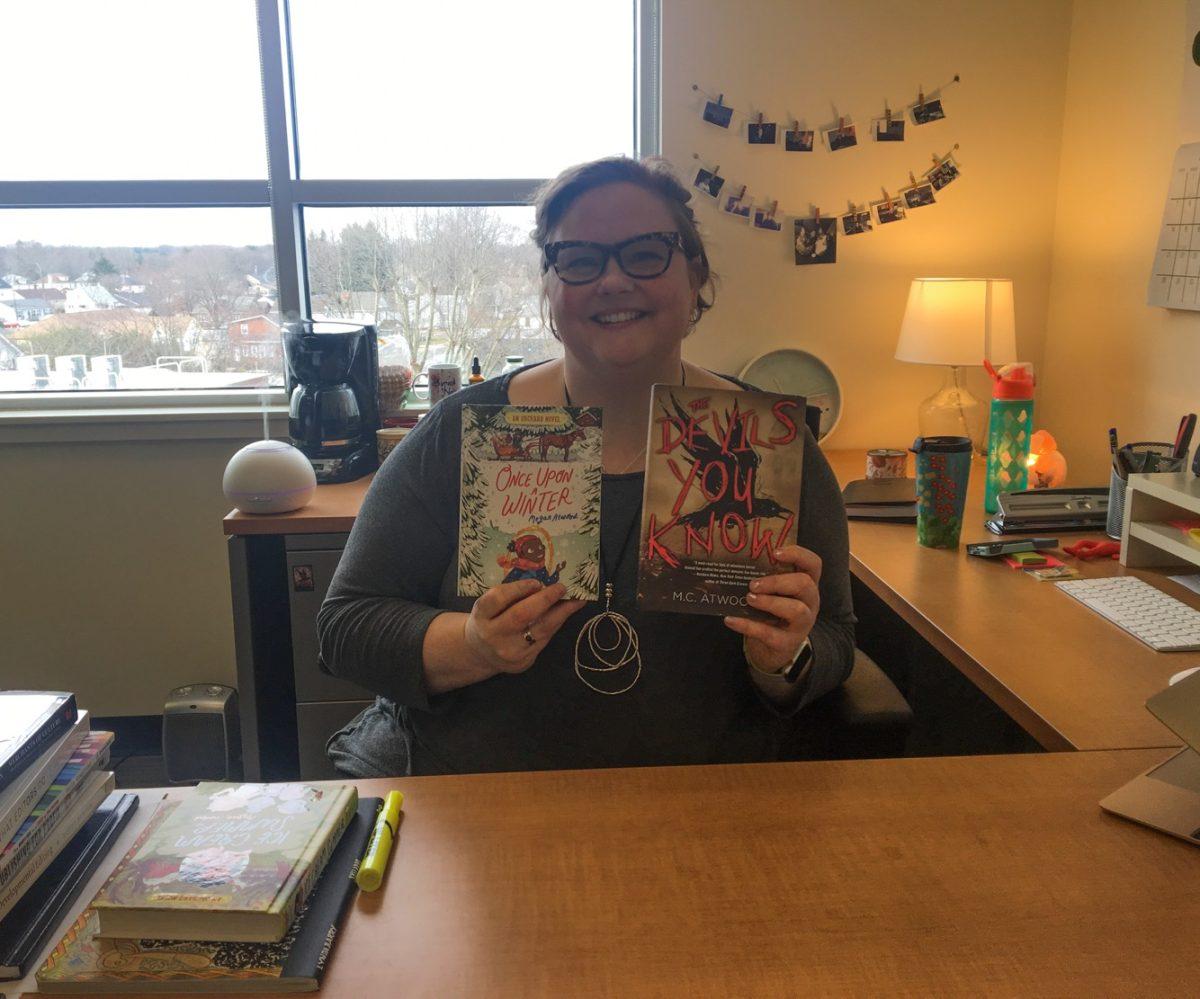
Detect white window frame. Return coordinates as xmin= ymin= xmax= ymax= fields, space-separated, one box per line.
xmin=0 ymin=0 xmax=661 ymax=442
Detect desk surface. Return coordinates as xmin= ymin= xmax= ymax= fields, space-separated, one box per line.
xmin=825 ymin=452 xmax=1199 ymax=752
xmin=17 ymin=752 xmax=1200 ymax=997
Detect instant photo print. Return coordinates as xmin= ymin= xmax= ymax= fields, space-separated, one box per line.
xmin=794 ymin=218 xmax=837 ymax=265
xmin=873 ymin=198 xmax=907 ymax=225
xmin=823 ymin=123 xmax=858 ymax=152
xmin=752 ymin=208 xmax=782 ymax=231
xmin=841 ymin=210 xmax=873 ymax=236
xmin=702 ymin=100 xmax=733 ymax=128
xmin=926 ymin=156 xmax=961 ymax=190
xmin=723 ymin=192 xmax=752 ymax=219
xmin=693 ymin=167 xmax=725 ymax=199
xmin=903 ymin=183 xmax=936 ymax=209
xmin=748 ymin=121 xmax=778 ymax=145
xmin=912 ymin=98 xmax=946 ymax=124
xmin=874 ymin=117 xmax=906 ymax=142
xmin=785 ymin=129 xmax=815 ymax=152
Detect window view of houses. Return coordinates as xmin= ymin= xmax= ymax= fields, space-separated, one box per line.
xmin=0 ymin=207 xmax=559 ymax=394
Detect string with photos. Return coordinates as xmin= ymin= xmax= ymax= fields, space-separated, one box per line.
xmin=690 ymin=145 xmax=961 ymax=236
xmin=692 ymin=74 xmax=960 ymax=144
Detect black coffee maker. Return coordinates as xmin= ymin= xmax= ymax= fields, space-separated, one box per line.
xmin=283 ymin=320 xmax=380 ymax=483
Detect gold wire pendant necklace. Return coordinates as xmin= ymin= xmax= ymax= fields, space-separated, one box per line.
xmin=563 ymin=362 xmax=685 ymax=695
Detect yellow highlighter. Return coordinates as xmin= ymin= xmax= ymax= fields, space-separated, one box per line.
xmin=355 ymin=790 xmax=404 ymax=892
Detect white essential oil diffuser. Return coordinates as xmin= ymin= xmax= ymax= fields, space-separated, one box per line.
xmin=223 ymin=440 xmax=317 ymax=514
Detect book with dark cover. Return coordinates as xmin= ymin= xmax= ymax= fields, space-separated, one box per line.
xmin=459 ymin=404 xmax=603 ymax=600
xmin=637 ymin=385 xmax=807 ymax=619
xmin=0 ymin=791 xmax=138 ymax=980
xmin=36 ymin=797 xmax=381 ymax=994
xmin=842 ymin=477 xmax=918 ymax=521
xmin=0 ymin=692 xmax=77 ymax=794
xmin=91 ymin=782 xmax=358 ymax=943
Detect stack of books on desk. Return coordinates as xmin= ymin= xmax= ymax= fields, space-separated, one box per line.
xmin=842 ymin=477 xmax=918 ymax=522
xmin=36 ymin=781 xmax=379 ymax=994
xmin=0 ymin=690 xmax=133 ymax=980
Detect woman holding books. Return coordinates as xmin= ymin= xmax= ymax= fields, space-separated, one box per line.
xmin=318 ymin=157 xmax=856 ymax=776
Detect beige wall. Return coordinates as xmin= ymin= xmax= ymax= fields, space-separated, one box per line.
xmin=1040 ymin=0 xmax=1196 ymax=483
xmin=9 ymin=1 xmax=1198 ymax=717
xmin=2 ymin=439 xmax=248 ymax=716
xmin=666 ymin=0 xmax=1074 ymax=449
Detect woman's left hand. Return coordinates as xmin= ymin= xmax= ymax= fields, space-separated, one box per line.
xmin=723 ymin=545 xmax=821 ymax=673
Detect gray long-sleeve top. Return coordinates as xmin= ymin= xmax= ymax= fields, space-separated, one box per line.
xmin=317 ymin=369 xmax=856 ymax=776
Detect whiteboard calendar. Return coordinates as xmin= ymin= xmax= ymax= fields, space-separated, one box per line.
xmin=1148 ymin=142 xmax=1200 ymax=310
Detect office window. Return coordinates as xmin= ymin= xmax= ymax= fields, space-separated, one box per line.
xmin=0 ymin=0 xmax=656 ymax=403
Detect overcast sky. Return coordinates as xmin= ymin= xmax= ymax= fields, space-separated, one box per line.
xmin=1 ymin=0 xmax=634 ymax=247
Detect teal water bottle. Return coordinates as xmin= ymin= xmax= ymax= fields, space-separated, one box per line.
xmin=983 ymin=360 xmax=1035 ymax=514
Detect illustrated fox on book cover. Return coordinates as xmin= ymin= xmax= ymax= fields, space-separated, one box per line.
xmin=459 ymin=405 xmax=603 ymax=600
xmin=637 ymin=385 xmax=807 ymax=619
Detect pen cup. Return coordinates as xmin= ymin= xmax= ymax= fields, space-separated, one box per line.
xmin=911 ymin=436 xmax=972 ymax=549
xmin=1107 ymin=441 xmax=1184 ymax=539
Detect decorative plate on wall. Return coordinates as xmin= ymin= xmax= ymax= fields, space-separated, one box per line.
xmin=738 ymin=348 xmax=842 ymax=441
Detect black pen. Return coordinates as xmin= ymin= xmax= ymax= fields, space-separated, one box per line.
xmin=1108 ymin=427 xmax=1119 ymax=456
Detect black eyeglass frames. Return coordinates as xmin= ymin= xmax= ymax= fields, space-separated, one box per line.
xmin=542 ymin=231 xmax=685 ymax=285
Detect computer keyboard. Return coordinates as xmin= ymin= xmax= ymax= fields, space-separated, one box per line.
xmin=1055 ymin=576 xmax=1200 ymax=652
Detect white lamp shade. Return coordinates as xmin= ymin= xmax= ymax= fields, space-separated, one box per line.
xmin=895 ymin=278 xmax=1018 ymax=367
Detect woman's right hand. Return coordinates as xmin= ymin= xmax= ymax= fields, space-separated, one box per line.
xmin=464 ymin=579 xmax=586 ymax=676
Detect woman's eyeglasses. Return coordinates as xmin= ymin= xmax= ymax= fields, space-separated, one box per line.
xmin=543 ymin=231 xmax=684 ymax=285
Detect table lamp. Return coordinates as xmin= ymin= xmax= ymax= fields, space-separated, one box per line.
xmin=895 ymin=278 xmax=1017 ymax=454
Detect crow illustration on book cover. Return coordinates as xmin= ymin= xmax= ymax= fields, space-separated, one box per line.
xmin=663 ymin=393 xmax=794 ymax=532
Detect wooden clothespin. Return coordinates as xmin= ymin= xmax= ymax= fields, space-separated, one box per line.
xmin=885 ymin=106 xmax=892 ymax=123
xmin=909 ymin=171 xmax=918 ymax=187
xmin=814 ymin=206 xmax=821 ymax=224
xmin=718 ymin=93 xmax=724 ymax=106
xmin=756 ymin=112 xmax=764 ymax=125
xmin=792 ymin=120 xmax=799 ymax=133
xmin=736 ymin=185 xmax=747 ymax=202
xmin=882 ymin=186 xmax=892 ymax=205
xmin=768 ymin=200 xmax=778 ymax=219
xmin=918 ymin=88 xmax=925 ymax=105
xmin=838 ymin=116 xmax=845 ymax=131
xmin=713 ymin=165 xmax=721 ymax=177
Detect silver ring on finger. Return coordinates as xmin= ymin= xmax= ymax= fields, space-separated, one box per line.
xmin=523 ymin=627 xmax=536 ymax=646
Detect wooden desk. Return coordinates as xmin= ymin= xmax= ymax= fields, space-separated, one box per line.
xmin=16 ymin=752 xmax=1200 ymax=996
xmin=825 ymin=452 xmax=1197 ymax=752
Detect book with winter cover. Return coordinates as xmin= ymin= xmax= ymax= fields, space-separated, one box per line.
xmin=36 ymin=796 xmax=379 ymax=994
xmin=0 ymin=691 xmax=77 ymax=794
xmin=459 ymin=404 xmax=603 ymax=600
xmin=91 ymin=782 xmax=357 ymax=943
xmin=637 ymin=384 xmax=807 ymax=618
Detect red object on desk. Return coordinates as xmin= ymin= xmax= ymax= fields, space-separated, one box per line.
xmin=1063 ymin=539 xmax=1120 ymax=560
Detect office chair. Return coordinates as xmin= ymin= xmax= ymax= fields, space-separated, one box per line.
xmin=778 ymin=406 xmax=915 ymax=761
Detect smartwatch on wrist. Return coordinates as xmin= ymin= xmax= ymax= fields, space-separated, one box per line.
xmin=747 ymin=638 xmax=814 ymax=684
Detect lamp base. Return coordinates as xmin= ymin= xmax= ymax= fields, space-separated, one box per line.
xmin=917 ymin=367 xmax=986 ymax=455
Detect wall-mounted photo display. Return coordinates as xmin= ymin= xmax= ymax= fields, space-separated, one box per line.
xmin=794 ymin=218 xmax=838 ymax=265
xmin=873 ymin=197 xmax=908 ymax=225
xmin=823 ymin=121 xmax=858 ymax=152
xmin=841 ymin=210 xmax=874 ymax=235
xmin=912 ymin=97 xmax=946 ymax=124
xmin=926 ymin=155 xmax=961 ymax=189
xmin=702 ymin=99 xmax=733 ymax=128
xmin=874 ymin=116 xmax=905 ymax=142
xmin=752 ymin=207 xmax=782 ymax=231
xmin=784 ymin=128 xmax=815 ymax=152
xmin=693 ymin=166 xmax=725 ymax=199
xmin=902 ymin=182 xmax=936 ymax=209
xmin=748 ymin=120 xmax=778 ymax=145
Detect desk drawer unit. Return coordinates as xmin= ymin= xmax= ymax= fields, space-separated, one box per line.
xmin=286 ymin=535 xmax=374 ymax=779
